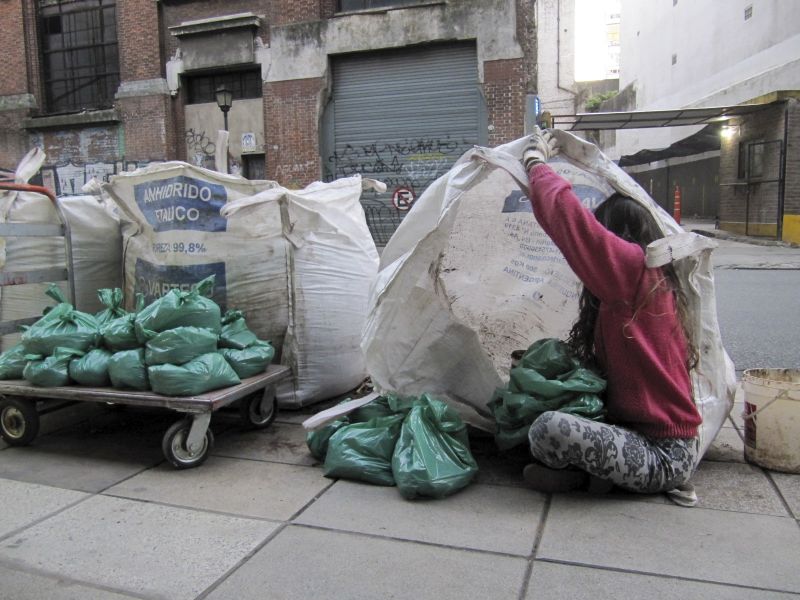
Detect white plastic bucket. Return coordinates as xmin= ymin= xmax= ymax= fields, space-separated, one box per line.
xmin=742 ymin=368 xmax=800 ymax=473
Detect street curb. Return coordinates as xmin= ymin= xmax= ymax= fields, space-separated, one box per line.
xmin=691 ymin=229 xmax=800 ymax=249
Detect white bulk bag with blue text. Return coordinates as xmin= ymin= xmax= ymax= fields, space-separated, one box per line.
xmin=362 ymin=131 xmax=736 ymax=457
xmin=0 ymin=149 xmax=121 ymax=350
xmin=104 ymin=163 xmax=379 ymax=407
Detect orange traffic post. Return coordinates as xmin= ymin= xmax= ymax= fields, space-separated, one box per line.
xmin=673 ymin=184 xmax=682 ymax=224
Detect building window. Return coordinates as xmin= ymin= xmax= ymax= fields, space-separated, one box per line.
xmin=671 ymin=53 xmax=677 ymax=65
xmin=744 ymin=5 xmax=753 ymax=20
xmin=185 ymin=70 xmax=262 ymax=105
xmin=40 ymin=0 xmax=119 ymax=114
xmin=738 ymin=141 xmax=765 ymax=180
xmin=337 ymin=0 xmax=427 ymax=12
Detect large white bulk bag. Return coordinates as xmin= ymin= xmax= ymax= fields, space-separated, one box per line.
xmin=102 ymin=162 xmax=286 ymax=347
xmin=0 ymin=149 xmax=122 ymax=350
xmin=221 ymin=176 xmax=381 ymax=408
xmin=105 ymin=163 xmax=379 ymax=408
xmin=362 ymin=131 xmax=736 ymax=457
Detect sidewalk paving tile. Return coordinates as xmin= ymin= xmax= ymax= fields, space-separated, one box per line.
xmin=0 ymin=435 xmax=163 ymax=493
xmin=538 ymin=495 xmax=800 ymax=592
xmin=691 ymin=461 xmax=788 ymax=515
xmin=525 ymin=561 xmax=800 ymax=600
xmin=212 ymin=421 xmax=316 ymax=466
xmin=0 ymin=495 xmax=277 ymax=600
xmin=295 ymin=480 xmax=544 ymax=556
xmin=0 ymin=564 xmax=140 ymax=600
xmin=703 ymin=426 xmax=745 ymax=463
xmin=0 ymin=479 xmax=87 ymax=539
xmin=770 ymin=472 xmax=800 ymax=519
xmin=105 ymin=456 xmax=331 ymax=521
xmin=206 ymin=524 xmax=529 ymax=600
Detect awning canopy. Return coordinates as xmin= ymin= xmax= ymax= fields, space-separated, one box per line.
xmin=551 ymin=103 xmax=770 ymax=131
xmin=617 ymin=123 xmax=723 ymax=167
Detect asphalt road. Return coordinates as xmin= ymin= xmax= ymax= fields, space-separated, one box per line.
xmin=713 ymin=267 xmax=800 ymax=374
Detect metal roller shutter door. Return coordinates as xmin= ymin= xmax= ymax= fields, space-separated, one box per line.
xmin=326 ymin=43 xmax=484 ymax=243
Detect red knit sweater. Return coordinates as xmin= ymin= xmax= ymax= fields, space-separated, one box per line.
xmin=528 ymin=164 xmax=701 ymax=439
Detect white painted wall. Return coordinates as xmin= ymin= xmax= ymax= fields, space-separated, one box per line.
xmin=610 ymin=0 xmax=800 ymax=160
xmin=537 ymin=0 xmax=577 ymax=117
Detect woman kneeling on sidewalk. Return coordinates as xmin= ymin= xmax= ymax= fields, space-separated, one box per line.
xmin=521 ymin=130 xmax=701 ymax=506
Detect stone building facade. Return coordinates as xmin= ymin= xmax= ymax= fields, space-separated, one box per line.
xmin=2 ymin=0 xmax=571 ymax=233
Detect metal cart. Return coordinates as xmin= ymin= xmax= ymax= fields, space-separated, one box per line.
xmin=0 ymin=364 xmax=292 ymax=468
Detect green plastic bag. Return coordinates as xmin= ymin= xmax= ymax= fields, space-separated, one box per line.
xmin=21 ymin=285 xmax=99 ymax=355
xmin=108 ymin=348 xmax=149 ymax=390
xmin=392 ymin=394 xmax=478 ymax=499
xmin=488 ymin=338 xmax=606 ymax=451
xmin=69 ymin=348 xmax=113 ymax=387
xmin=0 ymin=344 xmax=28 ymax=380
xmin=306 ymin=395 xmax=410 ymax=462
xmin=307 ymin=416 xmax=351 ymax=461
xmin=100 ymin=294 xmax=144 ymax=351
xmin=219 ymin=310 xmax=258 ymax=350
xmin=148 ymin=352 xmax=240 ymax=396
xmin=23 ymin=347 xmax=84 ymax=387
xmin=95 ymin=288 xmax=127 ymax=325
xmin=323 ymin=414 xmax=406 ymax=486
xmin=145 ymin=326 xmax=218 ymax=366
xmin=134 ymin=276 xmax=222 ymax=343
xmin=219 ymin=341 xmax=274 ymax=378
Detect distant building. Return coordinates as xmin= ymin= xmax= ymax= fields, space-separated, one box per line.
xmin=601 ymin=1 xmax=800 ymax=241
xmin=0 ymin=0 xmax=577 ymax=241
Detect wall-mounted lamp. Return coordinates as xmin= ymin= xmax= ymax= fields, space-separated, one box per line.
xmin=215 ymin=85 xmax=233 ymax=132
xmin=721 ymin=123 xmax=740 ymax=139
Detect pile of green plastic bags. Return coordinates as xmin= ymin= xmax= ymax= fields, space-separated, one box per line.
xmin=488 ymin=338 xmax=607 ymax=451
xmin=308 ymin=393 xmax=479 ymax=500
xmin=0 ymin=276 xmax=275 ymax=396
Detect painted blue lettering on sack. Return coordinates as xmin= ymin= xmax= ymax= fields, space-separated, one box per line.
xmin=133 ymin=176 xmax=228 ymax=232
xmin=134 ymin=258 xmax=227 ymax=310
xmin=502 ymin=191 xmax=532 ymax=213
xmin=573 ymin=185 xmax=607 ymax=211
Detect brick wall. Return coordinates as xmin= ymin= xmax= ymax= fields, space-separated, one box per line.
xmin=719 ymin=103 xmax=787 ymax=237
xmin=117 ymin=95 xmax=174 ymax=160
xmin=117 ymin=0 xmax=162 ymax=81
xmin=34 ymin=126 xmax=120 ymax=165
xmin=782 ymin=99 xmax=800 ymax=243
xmin=0 ymin=0 xmax=28 ymax=96
xmin=483 ymin=58 xmax=526 ymax=146
xmin=264 ymin=77 xmax=325 ymax=186
xmin=270 ymin=0 xmax=324 ymax=26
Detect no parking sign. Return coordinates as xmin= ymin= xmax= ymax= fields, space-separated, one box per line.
xmin=391 ymin=187 xmax=415 ymax=211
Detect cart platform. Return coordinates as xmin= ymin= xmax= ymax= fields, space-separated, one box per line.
xmin=0 ymin=364 xmax=292 ymax=468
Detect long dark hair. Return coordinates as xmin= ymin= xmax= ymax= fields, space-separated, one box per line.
xmin=566 ymin=193 xmax=698 ymax=371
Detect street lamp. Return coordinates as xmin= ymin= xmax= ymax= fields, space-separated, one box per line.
xmin=215 ymin=85 xmax=233 ymax=131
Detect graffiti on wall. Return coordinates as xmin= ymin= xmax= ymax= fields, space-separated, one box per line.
xmin=185 ymin=129 xmax=216 ymax=169
xmin=324 ymin=136 xmax=472 ymax=195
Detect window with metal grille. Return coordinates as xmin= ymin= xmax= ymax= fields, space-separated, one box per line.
xmin=39 ymin=0 xmax=119 ymax=114
xmin=184 ymin=70 xmax=262 ymax=105
xmin=337 ymin=0 xmax=428 ymax=12
xmin=744 ymin=5 xmax=753 ymax=20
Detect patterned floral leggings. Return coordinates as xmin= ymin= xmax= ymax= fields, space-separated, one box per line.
xmin=528 ymin=411 xmax=700 ymax=493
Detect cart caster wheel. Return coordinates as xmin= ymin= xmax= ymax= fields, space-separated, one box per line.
xmin=0 ymin=397 xmax=40 ymax=446
xmin=162 ymin=419 xmax=214 ymax=469
xmin=240 ymin=390 xmax=277 ymax=429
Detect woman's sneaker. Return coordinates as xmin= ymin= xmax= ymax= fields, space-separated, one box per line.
xmin=666 ymin=483 xmax=698 ymax=507
xmin=522 ymin=463 xmax=588 ymax=493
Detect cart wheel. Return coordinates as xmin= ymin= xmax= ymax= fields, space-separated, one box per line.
xmin=240 ymin=389 xmax=277 ymax=429
xmin=0 ymin=397 xmax=40 ymax=446
xmin=161 ymin=419 xmax=214 ymax=469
